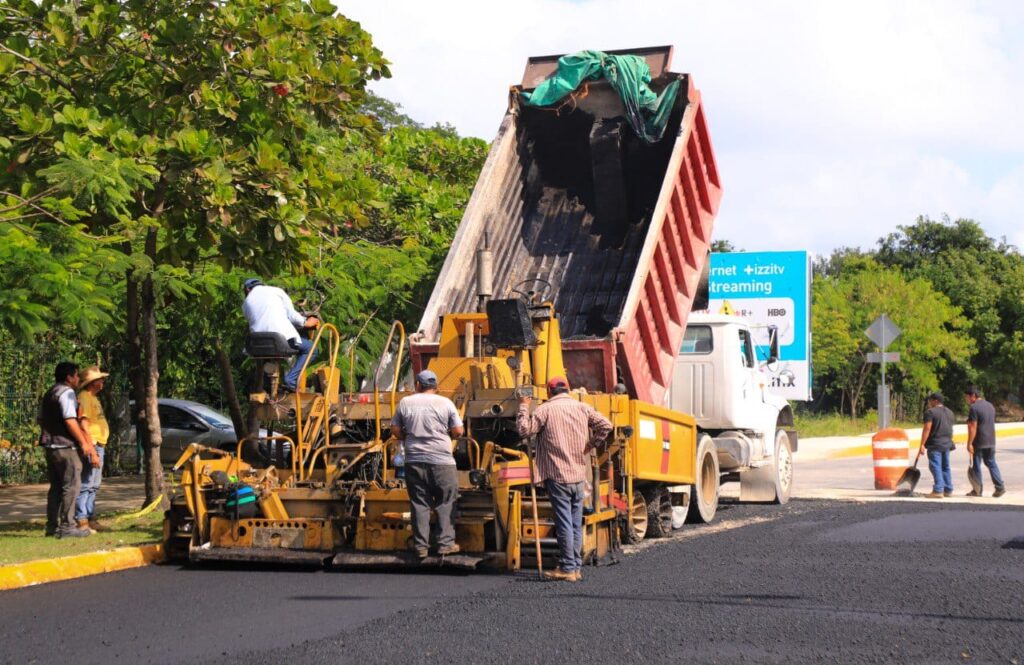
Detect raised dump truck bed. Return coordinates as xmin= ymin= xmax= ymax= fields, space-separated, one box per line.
xmin=412 ymin=46 xmax=721 ymax=405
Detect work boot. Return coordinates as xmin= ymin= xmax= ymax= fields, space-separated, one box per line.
xmin=77 ymin=519 xmax=97 ymax=534
xmin=573 ymin=569 xmax=583 ymax=582
xmin=925 ymin=491 xmax=944 ymax=499
xmin=993 ymin=488 xmax=1006 ymax=498
xmin=943 ymin=490 xmax=953 ymax=497
xmin=965 ymin=490 xmax=981 ymax=497
xmin=411 ymin=546 xmax=428 ymax=559
xmin=57 ymin=527 xmax=91 ymax=538
xmin=543 ymin=567 xmax=577 ymax=582
xmin=437 ymin=543 xmax=461 ymax=556
xmin=88 ymin=519 xmax=107 ymax=532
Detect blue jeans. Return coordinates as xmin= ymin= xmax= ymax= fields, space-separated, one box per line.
xmin=284 ymin=338 xmax=318 ymax=391
xmin=973 ymin=448 xmax=1005 ymax=491
xmin=927 ymin=449 xmax=952 ymax=493
xmin=75 ymin=445 xmax=104 ymax=521
xmin=544 ymin=479 xmax=584 ymax=572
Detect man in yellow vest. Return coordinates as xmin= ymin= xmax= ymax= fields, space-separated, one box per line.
xmin=75 ymin=366 xmax=109 ymax=532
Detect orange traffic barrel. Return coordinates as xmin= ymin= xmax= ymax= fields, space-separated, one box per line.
xmin=873 ymin=428 xmax=911 ymax=490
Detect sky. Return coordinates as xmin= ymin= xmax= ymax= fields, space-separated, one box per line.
xmin=342 ymin=0 xmax=1024 ymax=255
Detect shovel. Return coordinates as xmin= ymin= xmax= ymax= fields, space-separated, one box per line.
xmin=895 ymin=451 xmax=922 ymax=493
xmin=967 ymin=456 xmax=982 ymax=495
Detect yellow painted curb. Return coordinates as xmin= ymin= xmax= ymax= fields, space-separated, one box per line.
xmin=0 ymin=543 xmax=164 ymax=592
xmin=827 ymin=427 xmax=1024 ymax=460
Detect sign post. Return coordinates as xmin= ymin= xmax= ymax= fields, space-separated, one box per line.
xmin=865 ymin=314 xmax=901 ymax=429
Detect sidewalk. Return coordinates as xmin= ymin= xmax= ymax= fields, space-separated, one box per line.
xmin=0 ymin=475 xmax=148 ymax=525
xmin=794 ymin=421 xmax=1024 ymax=461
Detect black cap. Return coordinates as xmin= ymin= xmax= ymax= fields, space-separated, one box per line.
xmin=926 ymin=391 xmax=945 ymax=403
xmin=964 ymin=386 xmax=981 ymax=397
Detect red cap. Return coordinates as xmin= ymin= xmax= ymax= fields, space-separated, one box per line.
xmin=546 ymin=376 xmax=569 ymax=391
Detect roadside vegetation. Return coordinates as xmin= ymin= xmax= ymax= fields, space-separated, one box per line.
xmin=0 ymin=511 xmax=162 ymax=566
xmin=2 ymin=1 xmax=1023 ymax=491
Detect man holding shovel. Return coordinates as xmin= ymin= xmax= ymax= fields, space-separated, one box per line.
xmin=965 ymin=386 xmax=1006 ymax=498
xmin=918 ymin=392 xmax=956 ymax=498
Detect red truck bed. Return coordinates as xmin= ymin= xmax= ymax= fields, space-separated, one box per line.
xmin=411 ymin=46 xmax=721 ymax=405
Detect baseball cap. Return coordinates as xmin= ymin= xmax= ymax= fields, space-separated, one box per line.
xmin=415 ymin=370 xmax=438 ymax=388
xmin=546 ymin=376 xmax=569 ymax=391
xmin=243 ymin=277 xmax=263 ymax=291
xmin=927 ymin=391 xmax=945 ymax=403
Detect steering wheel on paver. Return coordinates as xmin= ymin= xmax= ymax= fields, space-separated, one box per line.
xmin=510 ymin=278 xmax=553 ymax=305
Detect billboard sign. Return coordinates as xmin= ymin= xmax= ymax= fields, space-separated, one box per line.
xmin=707 ymin=251 xmax=812 ymax=401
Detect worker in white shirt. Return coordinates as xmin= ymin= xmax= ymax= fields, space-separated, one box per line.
xmin=242 ymin=278 xmax=320 ymax=391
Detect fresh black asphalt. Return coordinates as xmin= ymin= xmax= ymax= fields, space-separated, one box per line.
xmin=2 ymin=499 xmax=1022 ymax=665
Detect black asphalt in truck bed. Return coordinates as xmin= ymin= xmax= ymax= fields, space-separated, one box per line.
xmin=3 ymin=500 xmax=1022 ymax=665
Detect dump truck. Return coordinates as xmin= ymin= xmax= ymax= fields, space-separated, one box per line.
xmin=163 ymin=46 xmax=793 ymax=572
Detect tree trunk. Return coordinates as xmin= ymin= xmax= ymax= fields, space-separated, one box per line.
xmin=214 ymin=337 xmax=247 ymax=437
xmin=126 ymin=264 xmax=147 ymax=476
xmin=141 ymin=226 xmax=165 ymax=507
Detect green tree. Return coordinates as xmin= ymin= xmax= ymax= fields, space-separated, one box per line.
xmin=1 ymin=0 xmax=389 ymax=503
xmin=812 ymin=258 xmax=971 ymax=418
xmin=876 ymin=216 xmax=1024 ymax=403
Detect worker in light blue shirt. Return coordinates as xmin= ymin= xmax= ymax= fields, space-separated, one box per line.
xmin=242 ymin=278 xmax=320 ymax=391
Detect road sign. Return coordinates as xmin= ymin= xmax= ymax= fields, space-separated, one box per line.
xmin=865 ymin=314 xmax=901 ymax=429
xmin=865 ymin=314 xmax=900 ymax=350
xmin=706 ymin=251 xmax=812 ymax=401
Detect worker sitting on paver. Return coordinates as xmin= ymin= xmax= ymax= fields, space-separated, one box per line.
xmin=391 ymin=370 xmax=464 ymax=558
xmin=75 ymin=365 xmax=110 ymax=533
xmin=918 ymin=391 xmax=955 ymax=499
xmin=38 ymin=361 xmax=99 ymax=538
xmin=241 ymin=278 xmax=320 ymax=392
xmin=517 ymin=376 xmax=612 ymax=581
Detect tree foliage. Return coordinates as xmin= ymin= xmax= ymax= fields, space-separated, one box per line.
xmin=812 ymin=257 xmax=971 ymax=418
xmin=876 ymin=216 xmax=1024 ymax=402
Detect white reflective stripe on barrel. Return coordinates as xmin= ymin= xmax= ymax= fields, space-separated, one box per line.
xmin=873 ymin=441 xmax=909 ymax=450
xmin=873 ymin=459 xmax=909 ymax=467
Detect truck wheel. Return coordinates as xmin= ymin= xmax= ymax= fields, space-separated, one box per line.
xmin=644 ymin=487 xmax=673 ymax=538
xmin=621 ymin=490 xmax=648 ymax=544
xmin=772 ymin=429 xmax=793 ymax=505
xmin=687 ymin=434 xmax=719 ymax=524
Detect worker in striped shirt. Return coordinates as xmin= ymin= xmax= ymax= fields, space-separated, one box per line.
xmin=517 ymin=376 xmax=612 ymax=581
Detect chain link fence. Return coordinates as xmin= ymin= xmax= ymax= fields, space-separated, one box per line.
xmin=0 ymin=344 xmax=139 ymax=485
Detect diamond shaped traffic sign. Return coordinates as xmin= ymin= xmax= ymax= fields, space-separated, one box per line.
xmin=866 ymin=314 xmax=900 ymax=350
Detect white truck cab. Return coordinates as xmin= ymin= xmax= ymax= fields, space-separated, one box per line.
xmin=668 ymin=313 xmax=796 ymax=507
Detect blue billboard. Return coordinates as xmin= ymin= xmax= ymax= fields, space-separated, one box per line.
xmin=707 ymin=251 xmax=812 ymax=401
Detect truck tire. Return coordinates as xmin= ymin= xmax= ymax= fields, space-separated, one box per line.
xmin=772 ymin=429 xmax=793 ymax=505
xmin=687 ymin=434 xmax=719 ymax=523
xmin=621 ymin=490 xmax=648 ymax=544
xmin=643 ymin=487 xmax=673 ymax=538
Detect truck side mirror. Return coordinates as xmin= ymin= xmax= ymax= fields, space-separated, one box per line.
xmin=768 ymin=326 xmax=780 ymax=364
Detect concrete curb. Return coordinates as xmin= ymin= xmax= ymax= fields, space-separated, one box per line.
xmin=825 ymin=425 xmax=1024 ymax=460
xmin=0 ymin=543 xmax=164 ymax=592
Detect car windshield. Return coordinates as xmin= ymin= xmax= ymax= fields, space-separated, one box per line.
xmin=184 ymin=404 xmax=233 ymax=430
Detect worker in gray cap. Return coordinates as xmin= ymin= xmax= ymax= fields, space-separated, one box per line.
xmin=391 ymin=369 xmax=464 ymax=558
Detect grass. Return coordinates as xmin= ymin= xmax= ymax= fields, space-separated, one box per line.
xmin=0 ymin=510 xmax=162 ymax=566
xmin=794 ymin=412 xmax=918 ymax=438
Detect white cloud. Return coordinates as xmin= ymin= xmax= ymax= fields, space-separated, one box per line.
xmin=342 ymin=0 xmax=1024 ymax=253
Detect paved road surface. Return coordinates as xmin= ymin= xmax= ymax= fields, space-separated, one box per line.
xmin=3 ymin=498 xmax=1022 ymax=665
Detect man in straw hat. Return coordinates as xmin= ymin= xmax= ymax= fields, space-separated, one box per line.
xmin=75 ymin=365 xmax=109 ymax=532
xmin=38 ymin=361 xmax=97 ymax=537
